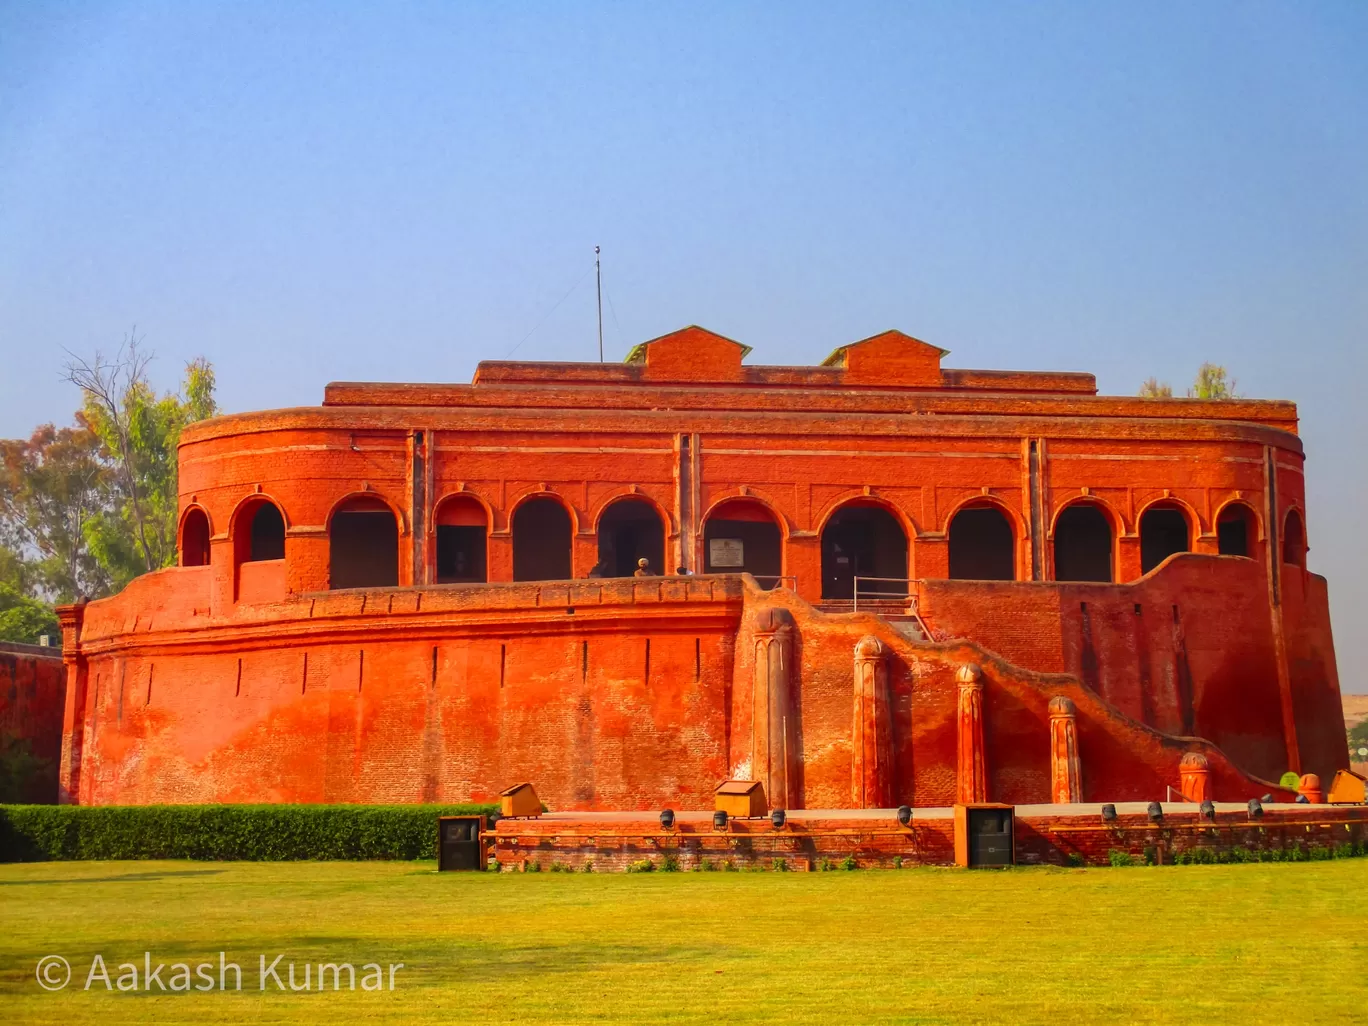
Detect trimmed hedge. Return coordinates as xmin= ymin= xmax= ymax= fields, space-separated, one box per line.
xmin=0 ymin=803 xmax=498 ymax=862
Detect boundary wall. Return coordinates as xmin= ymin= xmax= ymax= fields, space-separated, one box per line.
xmin=491 ymin=804 xmax=1368 ymax=871
xmin=0 ymin=642 xmax=66 ymax=803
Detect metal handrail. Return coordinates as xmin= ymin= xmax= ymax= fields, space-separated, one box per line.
xmin=852 ymin=576 xmax=932 ymax=638
xmin=757 ymin=574 xmax=798 ymax=592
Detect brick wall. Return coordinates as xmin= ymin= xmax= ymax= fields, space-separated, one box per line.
xmin=0 ymin=642 xmax=66 ymax=803
xmin=491 ymin=804 xmax=1368 ymax=871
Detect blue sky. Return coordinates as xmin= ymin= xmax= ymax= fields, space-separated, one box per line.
xmin=2 ymin=2 xmax=1365 ymax=687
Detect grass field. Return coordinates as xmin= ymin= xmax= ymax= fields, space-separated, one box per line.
xmin=1 ymin=859 xmax=1364 ymax=1025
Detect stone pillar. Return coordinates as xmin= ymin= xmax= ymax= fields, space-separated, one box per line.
xmin=753 ymin=607 xmax=796 ymax=810
xmin=1298 ymin=773 xmax=1324 ymax=804
xmin=1048 ymin=695 xmax=1082 ymax=804
xmin=851 ymin=635 xmax=892 ymax=808
xmin=1179 ymin=751 xmax=1211 ymax=803
xmin=55 ymin=598 xmax=88 ymax=805
xmin=956 ymin=662 xmax=987 ymax=804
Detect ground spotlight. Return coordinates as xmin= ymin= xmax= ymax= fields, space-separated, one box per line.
xmin=1260 ymin=793 xmax=1273 ymax=803
xmin=771 ymin=809 xmax=786 ymax=829
xmin=897 ymin=805 xmax=912 ymax=826
xmin=1248 ymin=798 xmax=1264 ymax=819
xmin=1199 ymin=800 xmax=1215 ymax=820
xmin=713 ymin=810 xmax=728 ymax=831
xmin=660 ymin=808 xmax=675 ymax=829
xmin=1147 ymin=801 xmax=1163 ymax=822
xmin=1101 ymin=803 xmax=1117 ymax=822
xmin=1295 ymin=793 xmax=1309 ymax=804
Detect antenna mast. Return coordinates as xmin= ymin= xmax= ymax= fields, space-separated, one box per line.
xmin=595 ymin=245 xmax=604 ymax=363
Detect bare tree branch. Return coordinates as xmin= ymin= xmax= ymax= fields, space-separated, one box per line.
xmin=62 ymin=328 xmax=157 ymax=573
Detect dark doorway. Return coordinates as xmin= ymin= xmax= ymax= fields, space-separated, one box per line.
xmin=948 ymin=506 xmax=1015 ymax=581
xmin=1139 ymin=504 xmax=1190 ymax=574
xmin=1053 ymin=504 xmax=1113 ymax=583
xmin=330 ymin=498 xmax=399 ymax=589
xmin=1282 ymin=509 xmax=1306 ymax=567
xmin=966 ymin=807 xmax=1014 ymax=867
xmin=596 ymin=498 xmax=666 ymax=577
xmin=820 ymin=503 xmax=908 ymax=599
xmin=435 ymin=496 xmax=487 ymax=583
xmin=247 ymin=502 xmax=285 ymax=562
xmin=703 ymin=499 xmax=782 ymax=588
xmin=1217 ymin=503 xmax=1255 ymax=557
xmin=438 ymin=816 xmax=486 ymax=871
xmin=512 ymin=497 xmax=573 ymax=581
xmin=181 ymin=508 xmax=210 ymax=567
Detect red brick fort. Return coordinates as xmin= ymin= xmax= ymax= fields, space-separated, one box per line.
xmin=55 ymin=327 xmax=1347 ymax=809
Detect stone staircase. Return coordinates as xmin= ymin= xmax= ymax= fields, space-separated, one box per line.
xmin=815 ymin=598 xmax=931 ymax=642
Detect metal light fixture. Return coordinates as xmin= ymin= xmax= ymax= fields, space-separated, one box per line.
xmin=660 ymin=808 xmax=675 ymax=829
xmin=713 ymin=810 xmax=728 ymax=831
xmin=897 ymin=805 xmax=912 ymax=826
xmin=1101 ymin=803 xmax=1117 ymax=822
xmin=1247 ymin=798 xmax=1264 ymax=819
xmin=1199 ymin=800 xmax=1215 ymax=820
xmin=771 ymin=809 xmax=786 ymax=829
xmin=1147 ymin=801 xmax=1163 ymax=822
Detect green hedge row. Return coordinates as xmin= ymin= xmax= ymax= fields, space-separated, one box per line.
xmin=0 ymin=803 xmax=498 ymax=862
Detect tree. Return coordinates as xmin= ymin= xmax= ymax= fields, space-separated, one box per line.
xmin=0 ymin=583 xmax=60 ymax=645
xmin=0 ymin=421 xmax=111 ymax=602
xmin=64 ymin=331 xmax=218 ymax=589
xmin=1188 ymin=363 xmax=1239 ymax=400
xmin=1138 ymin=377 xmax=1173 ymax=398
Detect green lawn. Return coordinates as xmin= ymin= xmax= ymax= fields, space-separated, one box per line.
xmin=0 ymin=860 xmax=1363 ymax=1025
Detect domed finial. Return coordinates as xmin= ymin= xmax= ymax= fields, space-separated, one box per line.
xmin=1179 ymin=751 xmax=1209 ymax=770
xmin=1048 ymin=695 xmax=1076 ymax=716
xmin=955 ymin=662 xmax=982 ymax=685
xmin=855 ymin=635 xmax=883 ymax=659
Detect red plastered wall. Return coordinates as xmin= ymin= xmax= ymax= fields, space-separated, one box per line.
xmin=0 ymin=643 xmax=66 ymax=802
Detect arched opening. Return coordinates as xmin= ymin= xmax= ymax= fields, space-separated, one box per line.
xmin=595 ymin=498 xmax=666 ymax=577
xmin=1139 ymin=502 xmax=1191 ymax=574
xmin=435 ymin=496 xmax=487 ymax=584
xmin=1217 ymin=503 xmax=1256 ymax=557
xmin=820 ymin=501 xmax=908 ymax=599
xmin=330 ymin=496 xmax=399 ymax=589
xmin=235 ymin=499 xmax=285 ymax=564
xmin=703 ymin=498 xmax=783 ymax=588
xmin=512 ymin=496 xmax=573 ymax=581
xmin=948 ymin=504 xmax=1015 ymax=581
xmin=1052 ymin=503 xmax=1113 ymax=583
xmin=1282 ymin=509 xmax=1306 ymax=568
xmin=180 ymin=508 xmax=210 ymax=567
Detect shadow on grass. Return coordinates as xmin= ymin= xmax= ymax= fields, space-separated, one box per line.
xmin=0 ymin=869 xmax=226 ymax=886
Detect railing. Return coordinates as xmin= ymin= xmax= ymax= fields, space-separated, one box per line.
xmin=852 ymin=576 xmax=932 ymax=638
xmin=755 ymin=574 xmax=799 ymax=592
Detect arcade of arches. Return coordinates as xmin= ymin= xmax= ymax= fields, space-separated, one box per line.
xmin=595 ymin=498 xmax=666 ymax=578
xmin=704 ymin=499 xmax=782 ymax=588
xmin=435 ymin=495 xmax=488 ymax=584
xmin=947 ymin=504 xmax=1015 ymax=581
xmin=180 ymin=508 xmax=210 ymax=567
xmin=330 ymin=497 xmax=399 ymax=590
xmin=820 ymin=503 xmax=907 ymax=599
xmin=203 ymin=490 xmax=1310 ymax=592
xmin=1139 ymin=503 xmax=1191 ymax=575
xmin=1053 ymin=503 xmax=1113 ymax=583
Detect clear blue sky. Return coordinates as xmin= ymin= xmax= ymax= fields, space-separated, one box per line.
xmin=2 ymin=2 xmax=1365 ymax=687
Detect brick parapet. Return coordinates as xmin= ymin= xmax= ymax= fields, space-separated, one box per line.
xmin=492 ymin=804 xmax=1368 ymax=871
